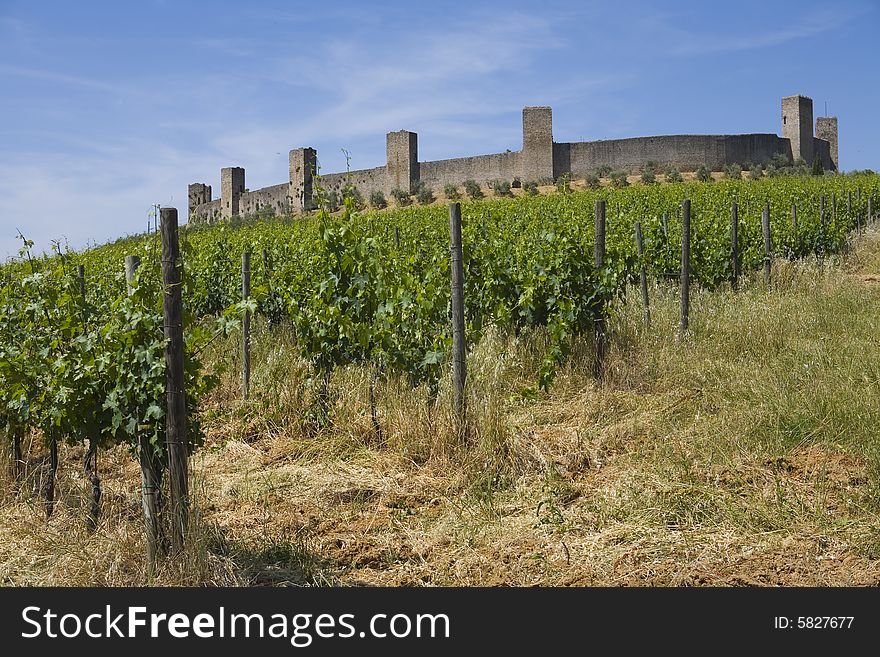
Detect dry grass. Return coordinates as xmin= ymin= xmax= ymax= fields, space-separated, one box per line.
xmin=3 ymin=229 xmax=880 ymax=586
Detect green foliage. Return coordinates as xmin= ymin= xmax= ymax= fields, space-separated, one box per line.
xmin=390 ymin=188 xmax=411 ymax=206
xmin=464 ymin=179 xmax=483 ymax=200
xmin=749 ymin=164 xmax=764 ymax=180
xmin=724 ymin=164 xmax=742 ymax=180
xmin=522 ymin=181 xmax=539 ymax=196
xmin=443 ymin=183 xmax=460 ymax=200
xmin=584 ymin=174 xmax=600 ymax=189
xmin=665 ymin=168 xmax=683 ymax=184
xmin=696 ymin=166 xmax=713 ymax=182
xmin=4 ymin=173 xmax=877 ymax=432
xmin=325 ymin=190 xmax=340 ymax=212
xmin=610 ymin=171 xmax=629 ymax=188
xmin=342 ymin=184 xmax=364 ymax=210
xmin=640 ymin=162 xmax=657 ymax=185
xmin=556 ymin=174 xmax=571 ymax=194
xmin=0 ymin=236 xmax=222 ymax=481
xmin=772 ymin=153 xmax=791 ymax=169
xmin=416 ymin=185 xmax=435 ymax=205
xmin=812 ymin=156 xmax=824 ymax=176
xmin=492 ymin=180 xmax=513 ymax=197
xmin=595 ymin=165 xmax=612 ymax=178
xmin=369 ymin=190 xmax=387 ymax=209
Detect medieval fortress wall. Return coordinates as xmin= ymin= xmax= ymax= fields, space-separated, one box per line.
xmin=188 ymin=95 xmax=839 ymax=224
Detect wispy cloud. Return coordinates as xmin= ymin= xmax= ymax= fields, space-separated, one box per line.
xmin=213 ymin=11 xmax=574 ymax=168
xmin=0 ymin=16 xmax=26 ymax=33
xmin=0 ymin=64 xmax=121 ymax=92
xmin=0 ymin=140 xmax=222 ymax=260
xmin=669 ymin=7 xmax=865 ymax=55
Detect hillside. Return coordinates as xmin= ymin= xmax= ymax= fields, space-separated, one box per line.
xmin=2 ymin=177 xmax=880 ymax=585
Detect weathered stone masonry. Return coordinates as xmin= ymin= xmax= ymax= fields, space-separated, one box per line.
xmin=188 ymin=94 xmax=839 ymax=224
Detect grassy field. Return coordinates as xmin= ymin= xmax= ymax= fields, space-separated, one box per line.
xmin=2 ymin=227 xmax=880 ymax=586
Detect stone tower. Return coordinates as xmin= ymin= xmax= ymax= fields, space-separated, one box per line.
xmin=187 ymin=183 xmax=211 ymax=219
xmin=781 ymin=95 xmax=814 ymax=165
xmin=289 ymin=148 xmax=317 ymax=211
xmin=386 ymin=130 xmax=419 ymax=194
xmin=521 ymin=106 xmax=554 ymax=182
xmin=220 ymin=167 xmax=245 ymax=219
xmin=815 ymin=116 xmax=839 ymax=171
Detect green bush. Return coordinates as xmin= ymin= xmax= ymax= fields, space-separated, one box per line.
xmin=369 ymin=190 xmax=387 ymax=209
xmin=390 ymin=188 xmax=411 ymax=206
xmin=595 ymin=164 xmax=612 ymax=178
xmin=556 ymin=174 xmax=571 ymax=194
xmin=812 ymin=156 xmax=824 ymax=176
xmin=665 ymin=168 xmax=683 ymax=184
xmin=522 ymin=181 xmax=539 ymax=196
xmin=749 ymin=164 xmax=763 ymax=180
xmin=492 ymin=180 xmax=513 ymax=197
xmin=342 ymin=184 xmax=364 ymax=209
xmin=584 ymin=173 xmax=600 ymax=189
xmin=325 ymin=190 xmax=340 ymax=211
xmin=416 ymin=185 xmax=435 ymax=205
xmin=785 ymin=159 xmax=811 ymax=177
xmin=464 ymin=179 xmax=483 ymax=199
xmin=724 ymin=164 xmax=742 ymax=180
xmin=696 ymin=166 xmax=712 ymax=182
xmin=443 ymin=183 xmax=460 ymax=200
xmin=512 ymin=177 xmax=522 ymax=189
xmin=610 ymin=171 xmax=629 ymax=188
xmin=771 ymin=152 xmax=790 ymax=169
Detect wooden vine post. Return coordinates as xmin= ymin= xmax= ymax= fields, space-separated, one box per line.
xmin=832 ymin=192 xmax=838 ymax=233
xmin=160 ymin=208 xmax=189 ymax=554
xmin=635 ymin=220 xmax=650 ymax=327
xmin=77 ymin=264 xmax=101 ymax=531
xmin=242 ymin=250 xmax=251 ymax=400
xmin=819 ymin=195 xmax=826 ymax=265
xmin=762 ymin=203 xmax=772 ymax=287
xmin=127 ymin=254 xmax=161 ymax=570
xmin=848 ymin=191 xmax=854 ymax=232
xmin=448 ymin=203 xmax=467 ymax=440
xmin=680 ymin=199 xmax=691 ymax=338
xmin=593 ymin=200 xmax=607 ymax=377
xmin=730 ymin=201 xmax=739 ymax=291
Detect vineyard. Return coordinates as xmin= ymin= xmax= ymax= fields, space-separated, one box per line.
xmin=1 ymin=172 xmax=879 ymax=582
xmin=66 ymin=174 xmax=880 ymax=388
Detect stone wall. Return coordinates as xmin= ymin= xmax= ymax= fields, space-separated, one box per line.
xmin=419 ymin=151 xmax=521 ymax=189
xmin=190 ymin=198 xmax=222 ymax=224
xmin=813 ymin=138 xmax=833 ymax=172
xmin=320 ymin=166 xmax=387 ymax=196
xmin=187 ymin=96 xmax=838 ymax=223
xmin=815 ymin=117 xmax=839 ymax=170
xmin=561 ymin=134 xmax=787 ymax=175
xmin=237 ymin=183 xmax=289 ymax=217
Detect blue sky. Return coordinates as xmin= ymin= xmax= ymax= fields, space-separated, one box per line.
xmin=1 ymin=0 xmax=877 ymax=259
